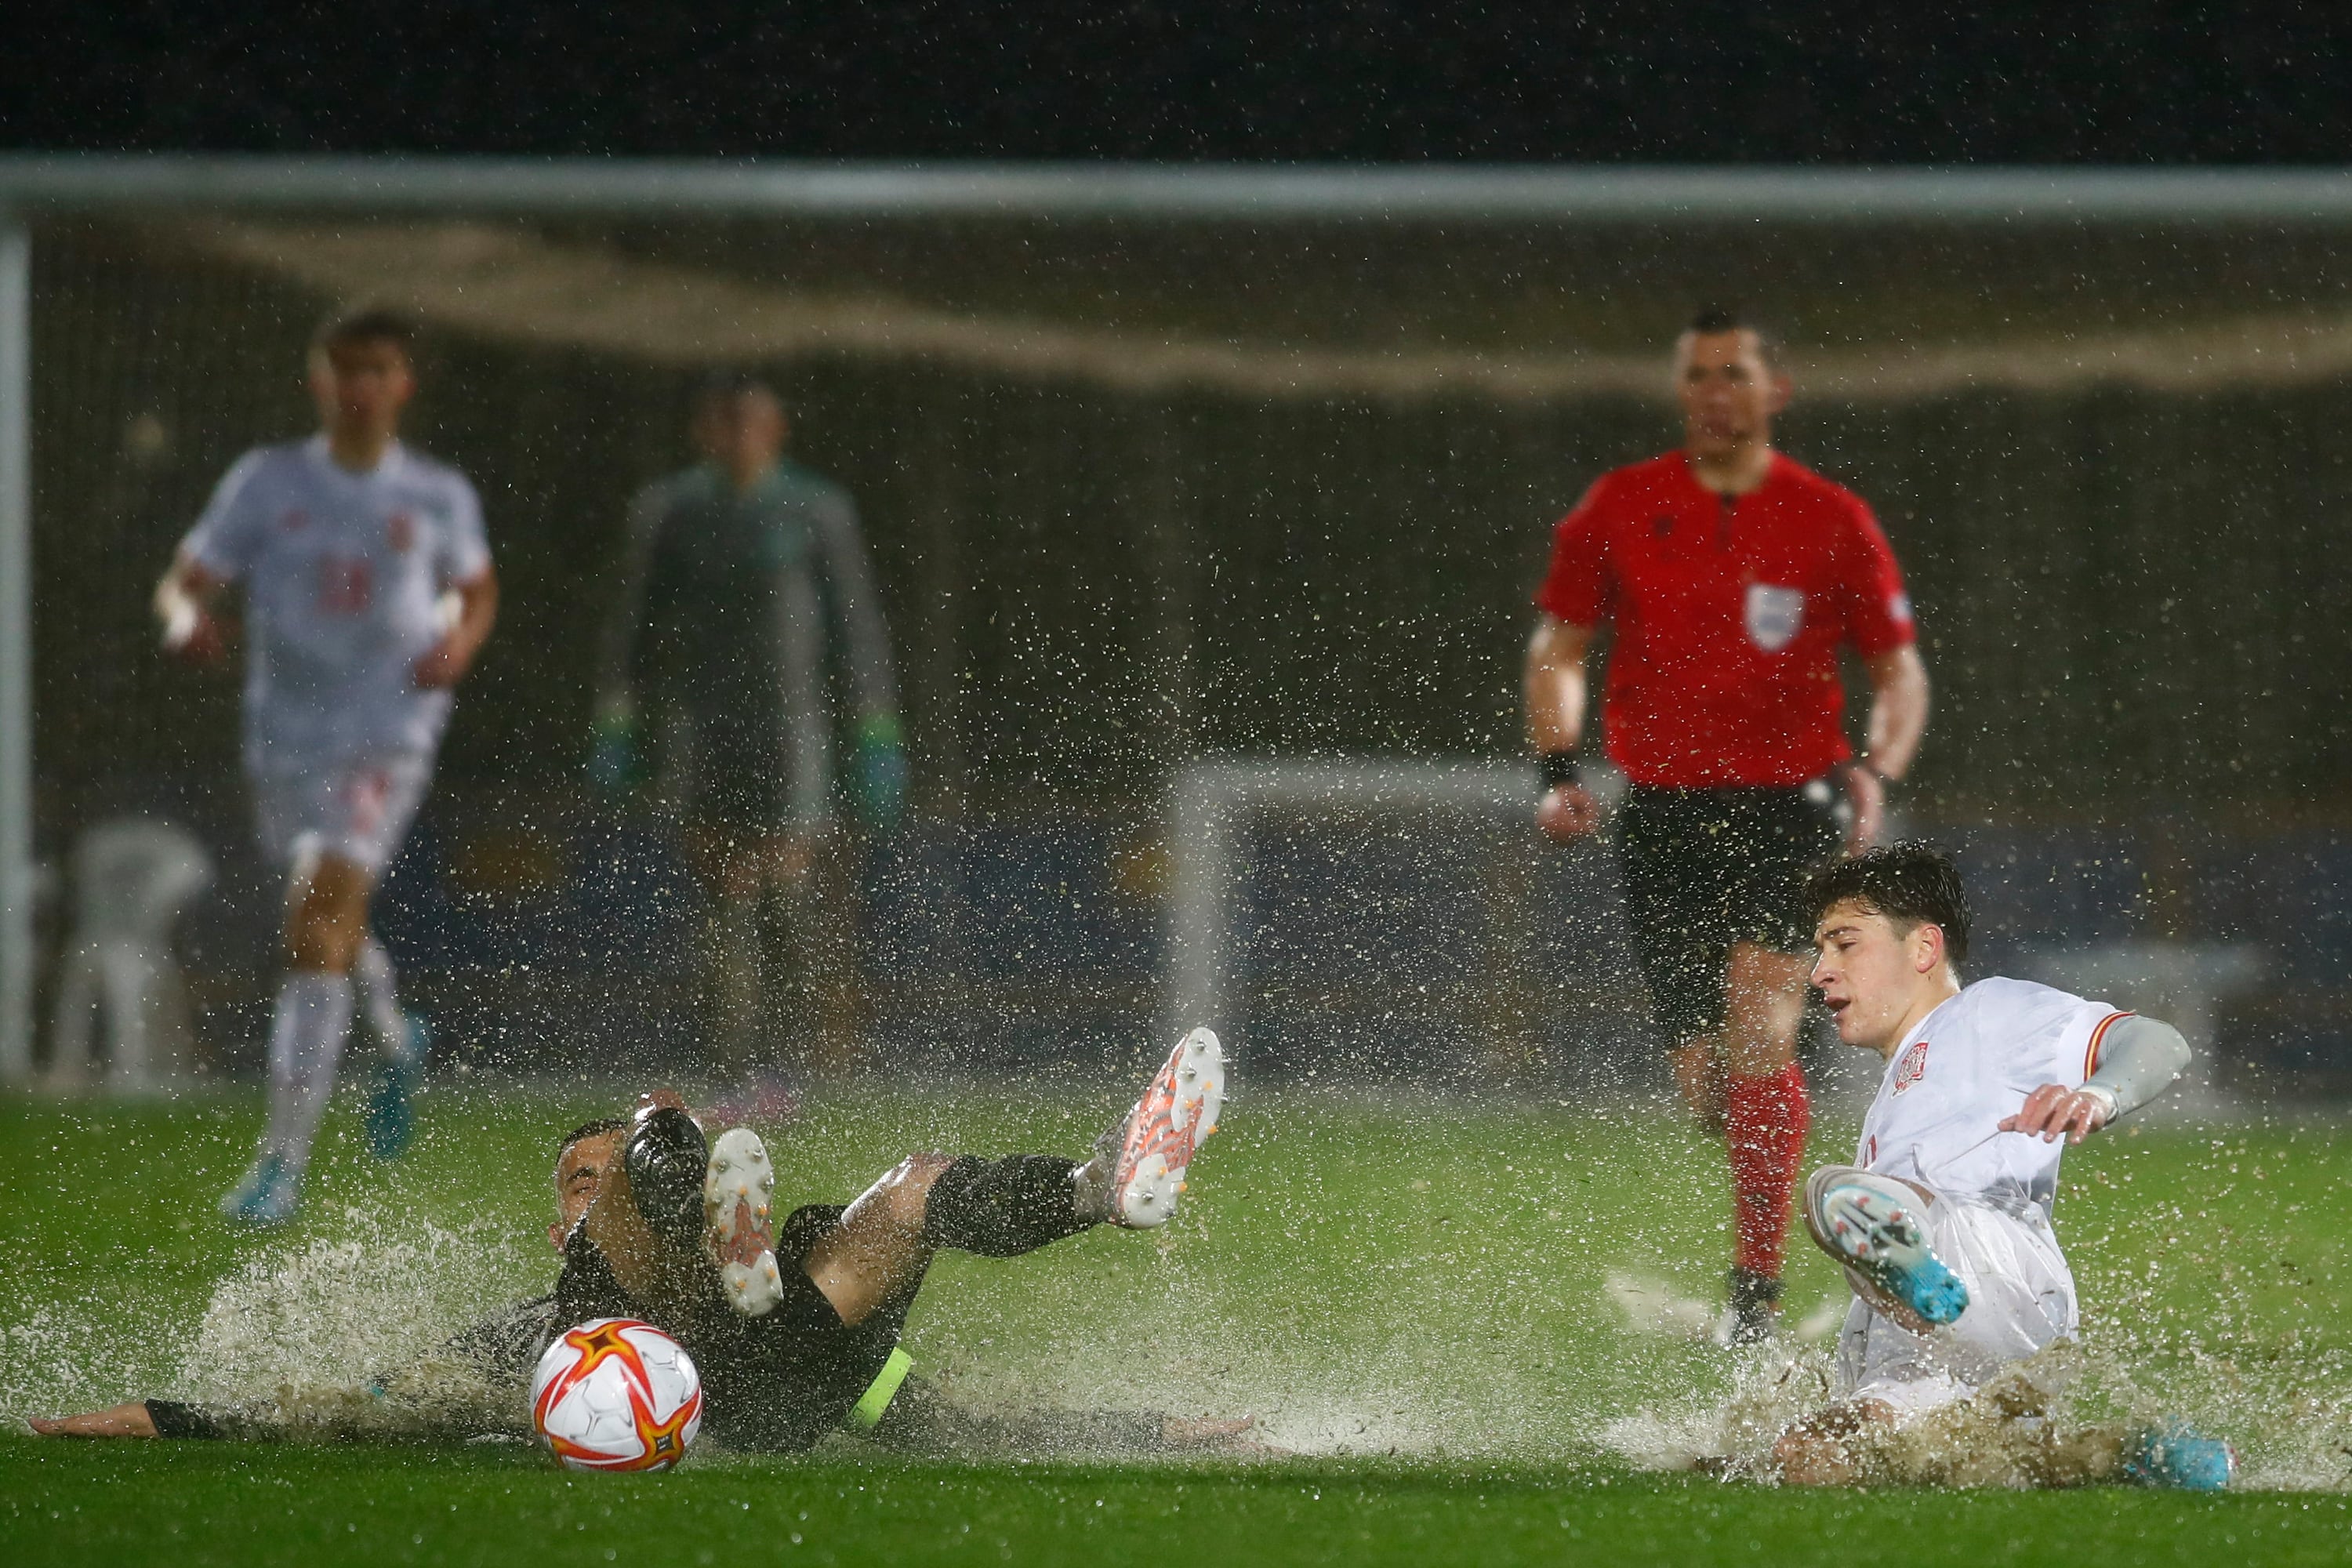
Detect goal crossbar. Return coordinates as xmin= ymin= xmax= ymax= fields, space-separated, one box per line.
xmin=9 ymin=156 xmax=2352 ymax=223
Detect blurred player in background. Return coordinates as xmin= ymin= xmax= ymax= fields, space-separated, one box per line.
xmin=593 ymin=372 xmax=906 ymax=1108
xmin=1524 ymin=306 xmax=1931 ymax=1341
xmin=1771 ymin=844 xmax=2230 ymax=1490
xmin=155 ymin=307 xmax=497 ymax=1225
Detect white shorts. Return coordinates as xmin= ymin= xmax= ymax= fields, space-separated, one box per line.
xmin=253 ymin=756 xmax=434 ymax=877
xmin=1835 ymin=1192 xmax=2078 ymax=1423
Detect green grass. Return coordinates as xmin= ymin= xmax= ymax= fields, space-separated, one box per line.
xmin=5 ymin=1084 xmax=2352 ymax=1565
xmin=12 ymin=1441 xmax=2352 ymax=1568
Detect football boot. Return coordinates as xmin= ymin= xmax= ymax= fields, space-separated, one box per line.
xmin=220 ymin=1151 xmax=299 ymax=1228
xmin=2125 ymin=1421 xmax=2238 ymax=1491
xmin=1805 ymin=1167 xmax=1969 ymax=1328
xmin=1076 ymin=1027 xmax=1226 ymax=1229
xmin=704 ymin=1126 xmax=785 ymax=1317
xmin=623 ymin=1105 xmax=710 ymax=1253
xmin=1717 ymin=1266 xmax=1784 ymax=1348
xmin=362 ymin=1011 xmax=429 ymax=1162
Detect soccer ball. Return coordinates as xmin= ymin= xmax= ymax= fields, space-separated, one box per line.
xmin=530 ymin=1317 xmax=703 ymax=1472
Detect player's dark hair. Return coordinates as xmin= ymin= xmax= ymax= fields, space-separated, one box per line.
xmin=1685 ymin=303 xmax=1780 ymax=368
xmin=558 ymin=1116 xmax=629 ymax=1156
xmin=1806 ymin=841 xmax=1970 ymax=962
xmin=311 ymin=305 xmax=418 ymax=357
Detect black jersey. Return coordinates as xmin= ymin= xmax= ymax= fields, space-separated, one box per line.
xmin=550 ymin=1203 xmax=908 ymax=1452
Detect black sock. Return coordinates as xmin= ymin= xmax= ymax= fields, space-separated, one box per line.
xmin=921 ymin=1155 xmax=1092 ymax=1257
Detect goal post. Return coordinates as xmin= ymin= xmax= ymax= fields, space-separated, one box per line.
xmin=1167 ymin=757 xmax=1530 ymax=1037
xmin=0 ymin=216 xmax=29 ymax=1081
xmin=1163 ymin=756 xmax=1646 ymax=1081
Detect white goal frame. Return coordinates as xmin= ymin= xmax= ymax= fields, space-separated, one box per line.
xmin=1163 ymin=757 xmax=1538 ymax=1047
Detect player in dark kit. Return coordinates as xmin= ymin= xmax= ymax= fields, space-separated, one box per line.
xmin=1523 ymin=307 xmax=1932 ymax=1342
xmin=34 ymin=1031 xmax=1237 ymax=1455
xmin=593 ymin=373 xmax=906 ymax=1100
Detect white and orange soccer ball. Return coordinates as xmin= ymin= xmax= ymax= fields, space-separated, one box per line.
xmin=529 ymin=1317 xmax=703 ymax=1472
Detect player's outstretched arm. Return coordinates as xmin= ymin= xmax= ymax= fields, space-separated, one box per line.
xmin=412 ymin=568 xmax=499 ymax=689
xmin=2002 ymin=1014 xmax=2191 ymax=1143
xmin=1525 ymin=615 xmax=1601 ymax=840
xmin=2001 ymin=1083 xmax=2111 ymax=1145
xmin=29 ymin=1400 xmax=161 ymax=1438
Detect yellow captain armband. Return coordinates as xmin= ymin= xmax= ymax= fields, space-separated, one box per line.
xmin=847 ymin=1348 xmax=914 ymax=1432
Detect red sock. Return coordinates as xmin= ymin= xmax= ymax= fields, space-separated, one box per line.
xmin=1725 ymin=1061 xmax=1811 ymax=1279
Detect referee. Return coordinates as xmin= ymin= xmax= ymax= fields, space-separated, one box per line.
xmin=1523 ymin=307 xmax=1931 ymax=1342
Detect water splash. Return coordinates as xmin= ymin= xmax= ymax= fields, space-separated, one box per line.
xmin=1599 ymin=1329 xmax=2352 ymax=1490
xmin=165 ymin=1207 xmax=537 ymax=1440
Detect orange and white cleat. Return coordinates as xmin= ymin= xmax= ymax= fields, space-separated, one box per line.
xmin=1083 ymin=1027 xmax=1227 ymax=1229
xmin=704 ymin=1127 xmax=785 ymax=1316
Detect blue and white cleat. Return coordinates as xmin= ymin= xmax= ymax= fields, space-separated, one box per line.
xmin=2125 ymin=1422 xmax=2237 ymax=1491
xmin=220 ymin=1152 xmax=299 ymax=1227
xmin=363 ymin=1011 xmax=430 ymax=1161
xmin=1809 ymin=1171 xmax=1969 ymax=1327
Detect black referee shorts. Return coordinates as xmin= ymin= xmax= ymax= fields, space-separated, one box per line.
xmin=1617 ymin=783 xmax=1844 ymax=1047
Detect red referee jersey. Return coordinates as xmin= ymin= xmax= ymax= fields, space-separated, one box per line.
xmin=1534 ymin=450 xmax=1915 ymax=789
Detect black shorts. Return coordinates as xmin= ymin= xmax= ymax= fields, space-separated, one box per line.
xmin=554 ymin=1203 xmax=909 ymax=1453
xmin=1617 ymin=783 xmax=1843 ymax=1047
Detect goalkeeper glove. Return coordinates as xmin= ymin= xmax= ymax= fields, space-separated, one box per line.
xmin=588 ymin=705 xmax=646 ymax=797
xmin=847 ymin=713 xmax=908 ymax=832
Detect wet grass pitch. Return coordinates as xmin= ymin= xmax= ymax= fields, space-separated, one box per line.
xmin=13 ymin=1438 xmax=2352 ymax=1567
xmin=5 ymin=1078 xmax=2352 ymax=1564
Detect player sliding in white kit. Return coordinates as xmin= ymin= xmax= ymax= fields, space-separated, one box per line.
xmin=155 ymin=307 xmax=497 ymax=1225
xmin=1769 ymin=843 xmax=2234 ymax=1489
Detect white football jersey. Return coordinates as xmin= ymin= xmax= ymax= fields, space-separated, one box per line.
xmin=1855 ymin=976 xmax=2131 ymax=1223
xmin=180 ymin=437 xmax=489 ymax=775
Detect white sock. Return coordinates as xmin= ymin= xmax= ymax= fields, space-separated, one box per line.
xmin=351 ymin=935 xmax=405 ymax=1051
xmin=261 ymin=972 xmax=354 ymax=1182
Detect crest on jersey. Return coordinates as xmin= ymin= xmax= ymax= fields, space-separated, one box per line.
xmin=1892 ymin=1040 xmax=1929 ymax=1094
xmin=1744 ymin=583 xmax=1805 ymax=652
xmin=278 ymin=508 xmax=309 ymax=533
xmin=386 ymin=512 xmax=415 ymax=553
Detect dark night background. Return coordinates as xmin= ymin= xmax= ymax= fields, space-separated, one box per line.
xmin=5 ymin=2 xmax=2349 ymax=163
